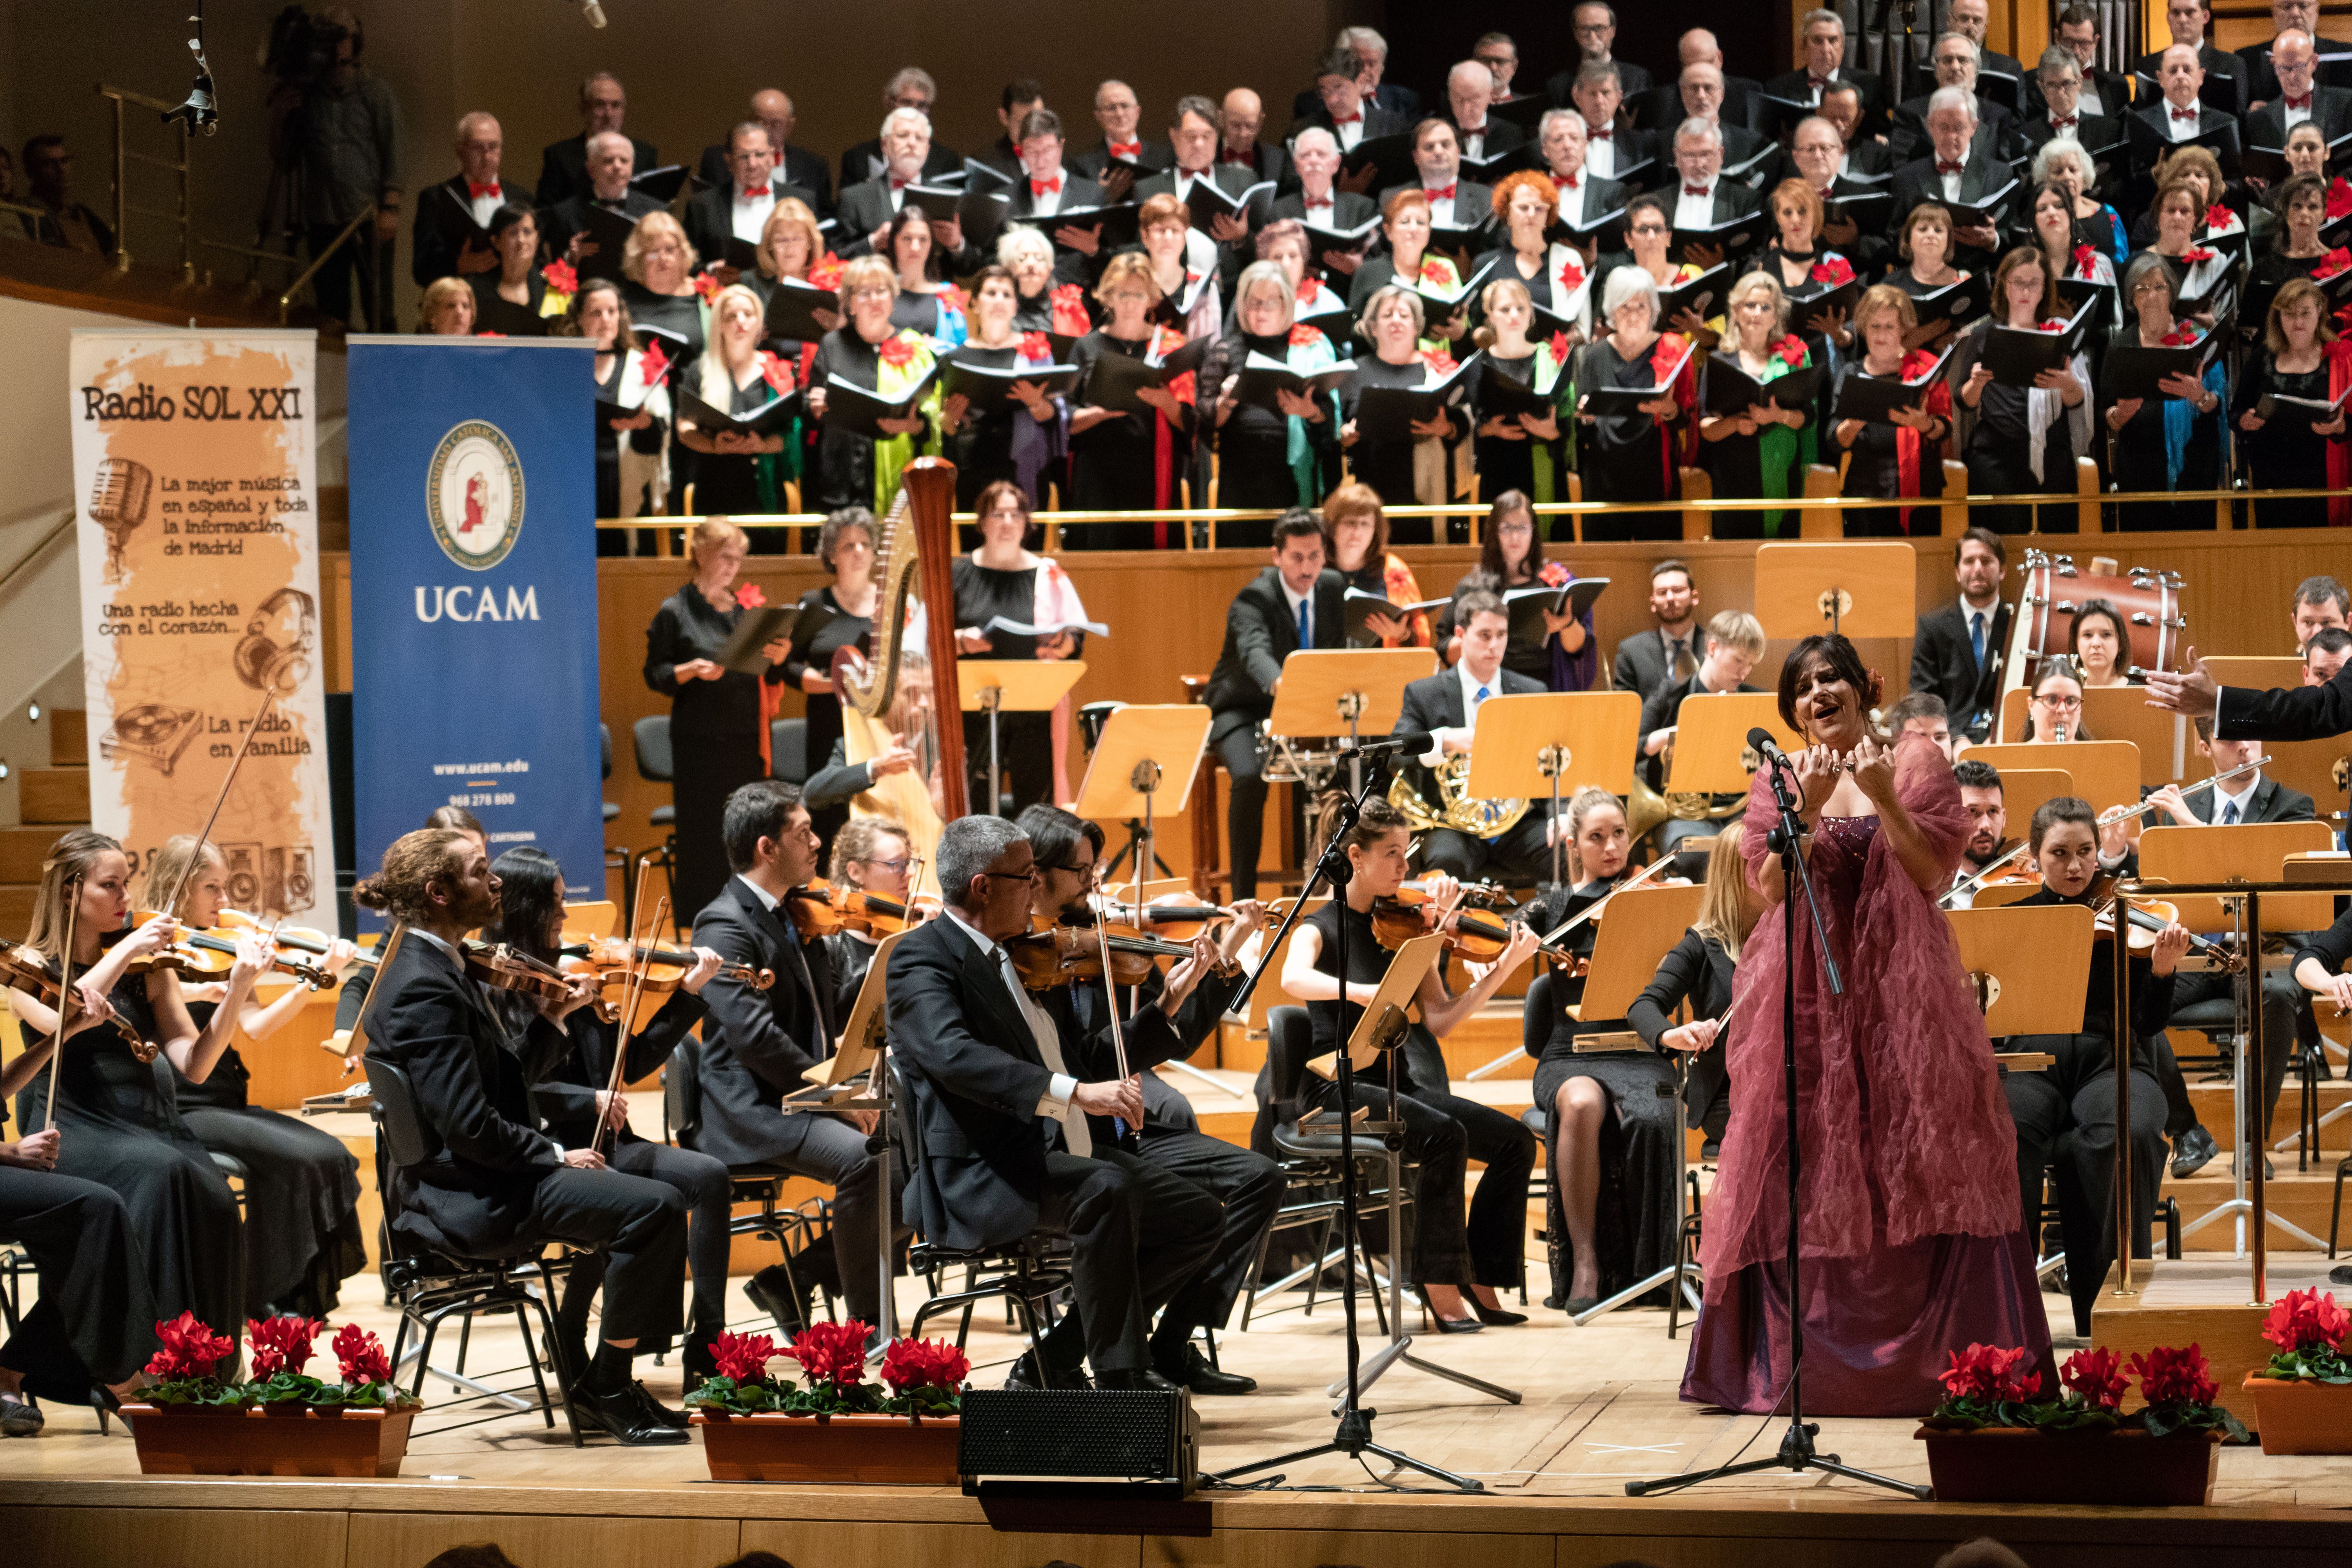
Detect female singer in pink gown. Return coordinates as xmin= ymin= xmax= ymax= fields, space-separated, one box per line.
xmin=1682 ymin=634 xmax=2049 ymax=1416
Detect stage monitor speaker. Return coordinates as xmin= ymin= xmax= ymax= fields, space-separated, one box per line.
xmin=957 ymin=1388 xmax=1197 ymax=1497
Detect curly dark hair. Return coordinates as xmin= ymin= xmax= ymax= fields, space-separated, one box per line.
xmin=1775 ymin=633 xmax=1879 ymax=733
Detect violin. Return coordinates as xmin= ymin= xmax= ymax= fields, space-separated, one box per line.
xmin=1087 ymin=892 xmax=1235 ymax=943
xmin=782 ymin=880 xmax=938 ymax=939
xmin=2084 ymin=879 xmax=2243 ymax=970
xmin=0 ymin=944 xmax=156 ymax=1060
xmin=1005 ymin=915 xmax=1202 ymax=990
xmin=218 ymin=908 xmax=378 ymax=970
xmin=559 ymin=931 xmax=774 ymax=993
xmin=1368 ymin=889 xmax=1581 ymax=973
xmin=120 ymin=910 xmax=335 ymax=989
xmin=459 ymin=940 xmax=580 ymax=1005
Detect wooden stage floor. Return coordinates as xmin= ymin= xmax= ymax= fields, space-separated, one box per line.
xmin=5 ymin=1263 xmax=2352 ymax=1568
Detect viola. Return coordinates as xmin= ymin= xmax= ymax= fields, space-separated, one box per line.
xmin=559 ymin=931 xmax=775 ymax=993
xmin=781 ymin=881 xmax=938 ymax=939
xmin=121 ymin=910 xmax=335 ymax=990
xmin=1006 ymin=915 xmax=1200 ymax=990
xmin=0 ymin=944 xmax=156 ymax=1060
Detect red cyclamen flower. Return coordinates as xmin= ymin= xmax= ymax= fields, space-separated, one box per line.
xmin=2261 ymin=1288 xmax=2350 ymax=1354
xmin=733 ymin=583 xmax=766 ymax=609
xmin=2059 ymin=1346 xmax=2129 ymax=1411
xmin=245 ymin=1316 xmax=323 ymax=1380
xmin=878 ymin=1336 xmax=973 ymax=1395
xmin=540 ymin=259 xmax=579 ymax=296
xmin=876 ymin=335 xmax=916 ymax=367
xmin=146 ymin=1312 xmax=235 ymax=1381
xmin=332 ymin=1322 xmax=393 ymax=1386
xmin=2129 ymin=1343 xmax=2219 ymax=1406
xmin=788 ymin=1319 xmax=873 ymax=1390
xmin=710 ymin=1329 xmax=780 ymax=1385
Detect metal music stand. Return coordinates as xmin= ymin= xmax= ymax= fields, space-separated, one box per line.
xmin=957 ymin=659 xmax=1088 ymax=816
xmin=1462 ymin=691 xmax=1641 ymax=887
xmin=1752 ymin=542 xmax=1917 ymax=641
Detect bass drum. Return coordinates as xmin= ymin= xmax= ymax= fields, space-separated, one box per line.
xmin=2015 ymin=550 xmax=2186 ymax=677
xmin=1076 ymin=701 xmax=1125 ymax=755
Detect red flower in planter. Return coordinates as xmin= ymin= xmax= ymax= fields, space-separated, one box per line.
xmin=2071 ymin=244 xmax=2098 ymax=278
xmin=733 ymin=583 xmax=766 ymax=609
xmin=788 ymin=1319 xmax=873 ymax=1390
xmin=710 ymin=1330 xmax=780 ymax=1385
xmin=245 ymin=1316 xmax=322 ymax=1380
xmin=147 ymin=1312 xmax=234 ymax=1381
xmin=1808 ymin=255 xmax=1854 ymax=287
xmin=2261 ymin=1288 xmax=2350 ymax=1354
xmin=876 ymin=334 xmax=916 ymax=368
xmin=808 ymin=253 xmax=846 ymax=293
xmin=1289 ymin=323 xmax=1324 ymax=348
xmin=1938 ymin=1342 xmax=2041 ymax=1403
xmin=1018 ymin=330 xmax=1053 ymax=362
xmin=333 ymin=1322 xmax=393 ymax=1387
xmin=540 ymin=259 xmax=579 ymax=296
xmin=2059 ymin=1346 xmax=2129 ymax=1412
xmin=2130 ymin=1342 xmax=2219 ymax=1407
xmin=878 ymin=1337 xmax=972 ymax=1395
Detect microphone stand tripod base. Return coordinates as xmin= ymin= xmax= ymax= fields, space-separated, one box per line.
xmin=1624 ymin=1416 xmax=1931 ymax=1499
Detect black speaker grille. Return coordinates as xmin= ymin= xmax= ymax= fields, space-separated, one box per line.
xmin=957 ymin=1388 xmax=1181 ymax=1479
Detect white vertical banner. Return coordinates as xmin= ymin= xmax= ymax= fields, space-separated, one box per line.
xmin=67 ymin=328 xmax=335 ymax=926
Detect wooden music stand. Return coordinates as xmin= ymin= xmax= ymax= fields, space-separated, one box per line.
xmin=1464 ymin=692 xmax=1642 ymax=886
xmin=958 ymin=659 xmax=1089 ymax=817
xmin=1329 ymin=932 xmax=1447 ymax=1074
xmin=1269 ymin=648 xmax=1437 ymax=792
xmin=1945 ymin=903 xmax=2094 ymax=1040
xmin=1965 ymin=741 xmax=2141 ymax=815
xmin=1989 ymin=768 xmax=2073 ymax=853
xmin=1074 ymin=703 xmax=1213 ymax=917
xmin=2136 ymin=822 xmax=2337 ymax=934
xmin=1664 ymin=692 xmax=1802 ymax=794
xmin=1753 ymin=542 xmax=1918 ymax=639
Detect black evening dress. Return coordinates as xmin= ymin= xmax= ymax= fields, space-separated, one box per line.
xmin=2105 ymin=327 xmax=2223 ymax=531
xmin=1835 ymin=362 xmax=1946 ymax=536
xmin=2235 ymin=350 xmax=2341 ymax=528
xmin=644 ymin=581 xmax=786 ymax=918
xmin=1578 ymin=337 xmax=1681 ymax=534
xmin=951 ymin=557 xmax=1074 ymax=815
xmin=1068 ymin=330 xmax=1191 ymax=540
xmin=1341 ymin=356 xmax=1447 ymax=541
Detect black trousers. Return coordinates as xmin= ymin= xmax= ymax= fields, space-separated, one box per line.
xmin=1134 ymin=1125 xmax=1284 ymax=1347
xmin=305 ymin=225 xmax=394 ymax=331
xmin=1305 ymin=1074 xmax=1535 ymax=1289
xmin=1420 ymin=813 xmax=1555 ymax=890
xmin=556 ymin=1140 xmax=731 ymax=1358
xmin=767 ymin=1111 xmax=911 ymax=1324
xmin=0 ymin=1165 xmax=155 ymax=1397
xmin=2004 ymin=1038 xmax=2165 ymax=1335
xmin=1033 ymin=1145 xmax=1223 ymax=1374
xmin=510 ymin=1167 xmax=688 ymax=1345
xmin=2165 ymin=968 xmax=2299 ymax=1138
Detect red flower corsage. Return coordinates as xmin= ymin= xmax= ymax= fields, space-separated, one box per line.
xmin=1050 ymin=281 xmax=1091 ymax=335
xmin=758 ymin=350 xmax=792 ymax=392
xmin=1165 ymin=370 xmax=1198 ymax=405
xmin=2159 ymin=323 xmax=2201 ymax=347
xmin=2071 ymin=243 xmax=2098 ymax=278
xmin=2205 ymin=203 xmax=2238 ymax=232
xmin=1018 ymin=330 xmax=1052 ymax=361
xmin=876 ymin=333 xmax=916 ymax=367
xmin=1420 ymin=348 xmax=1457 ymax=375
xmin=1899 ymin=348 xmax=1941 ymax=381
xmin=1808 ymin=255 xmax=1855 ymax=287
xmin=636 ymin=338 xmax=671 ymax=386
xmin=1546 ymin=330 xmax=1571 ymax=363
xmin=1774 ymin=334 xmax=1807 ymax=367
xmin=1150 ymin=326 xmax=1187 ymax=358
xmin=938 ymin=283 xmax=968 ymax=312
xmin=808 ymin=253 xmax=845 ymax=292
xmin=539 ymin=259 xmax=578 ymax=296
xmin=2033 ymin=319 xmax=2065 ymax=333
xmin=2180 ymin=246 xmax=2217 ymax=264
xmin=1558 ymin=256 xmax=1586 ymax=293
xmin=734 ymin=583 xmax=767 ymax=609
xmin=1289 ymin=323 xmax=1324 ymax=347
xmin=1296 ymin=276 xmax=1319 ymax=303
xmin=2331 ymin=177 xmax=2352 ymax=221
xmin=1419 ymin=260 xmax=1452 ymax=285
xmin=1538 ymin=560 xmax=1570 ymax=588
xmin=475 ymin=330 xmax=507 ymax=338
xmin=692 ymin=271 xmax=721 ymax=302
xmin=2315 ymin=247 xmax=2352 ymax=281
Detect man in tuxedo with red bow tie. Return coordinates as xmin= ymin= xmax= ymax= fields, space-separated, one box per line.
xmin=1213 ymin=89 xmax=1288 ymax=192
xmin=1890 ymin=89 xmax=2012 ymax=270
xmin=683 ymin=122 xmax=817 ymax=288
xmin=1004 ymin=110 xmax=1107 ymax=287
xmin=1766 ymin=11 xmax=1890 ymax=139
xmin=1294 ymin=46 xmax=1410 ymax=155
xmin=2129 ymin=44 xmax=2242 ymax=180
xmin=1376 ymin=119 xmax=1494 ymax=236
xmin=2243 ymin=30 xmax=2352 ymax=149
xmin=414 ymin=111 xmax=532 ymax=286
xmin=1563 ymin=61 xmax=1656 ymax=191
xmin=2018 ymin=47 xmax=2124 ymax=165
xmin=1071 ymin=78 xmax=1172 ymax=199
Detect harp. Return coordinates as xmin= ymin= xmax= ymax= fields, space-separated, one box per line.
xmin=830 ymin=458 xmax=967 ymax=895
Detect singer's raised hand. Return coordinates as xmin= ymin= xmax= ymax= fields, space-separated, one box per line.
xmin=1794 ymin=745 xmax=1841 ymax=816
xmin=1847 ymin=737 xmax=1896 ymax=806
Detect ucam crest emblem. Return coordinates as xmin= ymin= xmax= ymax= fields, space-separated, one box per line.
xmin=425 ymin=420 xmax=525 ymax=570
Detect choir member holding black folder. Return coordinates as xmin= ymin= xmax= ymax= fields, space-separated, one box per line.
xmin=2234 ymin=276 xmax=2352 ymax=526
xmin=1697 ymin=272 xmax=1819 ymax=538
xmin=2103 ymin=251 xmax=2227 ymax=530
xmin=940 ymin=266 xmax=1076 ymax=508
xmin=2247 ymin=174 xmax=2334 ymax=330
xmin=575 ymin=278 xmax=673 ymax=534
xmin=466 ymin=207 xmax=560 ymax=338
xmin=1949 ymin=247 xmax=2094 ymax=533
xmin=1470 ymin=279 xmax=1573 ymax=503
xmin=1833 ymin=284 xmax=1953 ymax=532
xmin=1201 ymin=261 xmax=1347 ymax=528
xmin=544 ymin=129 xmax=664 ymax=279
xmin=1887 ymin=204 xmax=1987 ymax=349
xmin=414 ymin=112 xmax=528 ymax=287
xmin=621 ymin=211 xmax=708 ymax=360
xmin=677 ymin=285 xmax=797 ymax=523
xmin=1574 ymin=263 xmax=1693 ymax=532
xmin=1341 ymin=288 xmax=1472 ymax=536
xmin=808 ymin=256 xmax=943 ymax=513
xmin=1067 ymin=252 xmax=1201 ymax=534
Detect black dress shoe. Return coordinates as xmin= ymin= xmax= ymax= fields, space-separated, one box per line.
xmin=635 ymin=1381 xmax=690 ymax=1430
xmin=2330 ymin=1263 xmax=2352 ymax=1287
xmin=1563 ymin=1296 xmax=1600 ymax=1316
xmin=0 ymin=1391 xmax=42 ymax=1438
xmin=1004 ymin=1351 xmax=1090 ymax=1391
xmin=2232 ymin=1149 xmax=2276 ymax=1181
xmin=2171 ymin=1124 xmax=2219 ymax=1179
xmin=1095 ymin=1367 xmax=1182 ymax=1392
xmin=1472 ymin=1301 xmax=1529 ymax=1326
xmin=681 ymin=1339 xmax=720 ymax=1395
xmin=571 ymin=1382 xmax=690 ymax=1445
xmin=1158 ymin=1343 xmax=1256 ymax=1396
xmin=743 ymin=1266 xmax=811 ymax=1339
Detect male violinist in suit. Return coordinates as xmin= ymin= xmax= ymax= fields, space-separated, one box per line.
xmin=688 ymin=782 xmax=908 ymax=1340
xmin=1392 ymin=591 xmax=1557 ymax=886
xmin=1909 ymin=528 xmax=2011 ymax=742
xmin=358 ymin=828 xmax=687 ymax=1446
xmin=1205 ymin=510 xmax=1347 ymax=901
xmin=886 ymin=816 xmax=1223 ymax=1390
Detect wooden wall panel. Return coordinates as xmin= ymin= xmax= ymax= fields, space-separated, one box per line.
xmin=1149 ymin=1527 xmax=1551 ymax=1568
xmin=5 ymin=1505 xmax=347 ymax=1568
xmin=346 ymin=1511 xmax=740 ymax=1568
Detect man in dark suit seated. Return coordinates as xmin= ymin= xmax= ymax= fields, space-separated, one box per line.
xmin=1890 ymin=89 xmax=2013 ymax=272
xmin=1290 ymin=25 xmax=1423 ymax=125
xmin=1012 ymin=806 xmax=1279 ymax=1394
xmin=2244 ymin=30 xmax=2352 ymax=147
xmin=2019 ymin=46 xmax=2125 ymax=163
xmin=1376 ymin=119 xmax=1495 ymax=239
xmin=685 ymin=123 xmax=817 ymax=288
xmin=2134 ymin=0 xmax=2247 ymax=101
xmin=1765 ymin=9 xmax=1890 ymax=138
xmin=1546 ymin=3 xmax=1654 ymax=105
xmin=1635 ymin=610 xmax=1767 ymax=856
xmin=887 ymin=815 xmax=1223 ymax=1391
xmin=537 ymin=72 xmax=656 ymax=213
xmin=413 ymin=111 xmax=529 ymax=287
xmin=2238 ymin=0 xmax=2343 ymax=109
xmin=840 ymin=68 xmax=962 ymax=194
xmin=1891 ymin=35 xmax=2024 ymax=165
xmin=1443 ymin=59 xmax=1528 ymax=169
xmin=689 ymin=782 xmax=910 ymax=1340
xmin=1265 ymin=128 xmax=1375 ymax=270
xmin=2040 ymin=3 xmax=2135 ymax=121
xmin=696 ymin=90 xmax=832 ymax=220
xmin=1612 ymin=558 xmax=1703 ymax=701
xmin=1215 ymin=89 xmax=1289 ymax=192
xmin=1070 ymin=78 xmax=1172 ymax=198
xmin=1296 ymin=47 xmax=1412 ymax=157
xmin=1563 ymin=62 xmax=1657 ymax=189
xmin=357 ymin=828 xmax=687 ymax=1445
xmin=1392 ymin=591 xmax=1558 ymax=886
xmin=541 ymin=130 xmax=664 ymax=273
xmin=1205 ymin=510 xmax=1346 ymax=900
xmin=1909 ymin=527 xmax=2011 ymax=742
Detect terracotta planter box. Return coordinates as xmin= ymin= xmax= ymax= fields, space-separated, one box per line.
xmin=691 ymin=1410 xmax=960 ymax=1484
xmin=120 ymin=1402 xmax=418 ymax=1477
xmin=2243 ymin=1375 xmax=2352 ymax=1455
xmin=1916 ymin=1425 xmax=2219 ymax=1505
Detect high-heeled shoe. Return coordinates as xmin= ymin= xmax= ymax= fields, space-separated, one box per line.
xmin=89 ymin=1384 xmax=122 ymax=1436
xmin=1411 ymin=1284 xmax=1485 ymax=1334
xmin=1472 ymin=1301 xmax=1529 ymax=1327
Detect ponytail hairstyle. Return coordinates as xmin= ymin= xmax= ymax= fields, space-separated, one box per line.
xmin=26 ymin=829 xmax=124 ymax=960
xmin=352 ymin=829 xmax=474 ymax=927
xmin=1311 ymin=794 xmax=1412 ymax=869
xmin=1562 ymin=785 xmax=1625 ymax=885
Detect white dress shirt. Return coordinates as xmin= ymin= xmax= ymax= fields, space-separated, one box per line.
xmin=1332 ymin=116 xmax=1367 ymax=152
xmin=2285 ymin=97 xmax=2315 ymax=130
xmin=1939 ymin=163 xmax=1967 ymax=202
xmin=730 ymin=186 xmax=778 ymax=244
xmin=465 ymin=182 xmax=506 ymax=230
xmin=1458 ymin=123 xmax=1489 ymax=162
xmin=942 ymin=906 xmax=1086 ymax=1151
xmin=1280 ymin=576 xmax=1316 ymax=650
xmin=1417 ymin=659 xmax=1505 ymax=767
xmin=1556 ymin=171 xmax=1592 ymax=225
xmin=2164 ymin=98 xmax=2203 ymax=142
xmin=1673 ymin=178 xmax=1718 ymax=230
xmin=1421 ymin=182 xmax=1459 ymax=227
xmin=2078 ymin=83 xmax=2108 ymax=118
xmin=1584 ymin=124 xmax=1619 ymax=180
xmin=2209 ymin=771 xmax=2262 ymax=825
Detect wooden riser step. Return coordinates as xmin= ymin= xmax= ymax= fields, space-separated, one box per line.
xmin=2166 ymin=1169 xmax=2345 ymax=1252
xmin=0 ymin=827 xmax=55 ymax=884
xmin=19 ymin=769 xmax=89 ymax=826
xmin=50 ymin=709 xmax=86 ymax=767
xmin=2185 ymin=1078 xmax=2350 ymax=1155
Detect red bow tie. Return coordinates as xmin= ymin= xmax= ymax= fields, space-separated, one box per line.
xmin=1220 ymin=148 xmax=1255 ymax=164
xmin=1426 ymin=183 xmax=1456 ymax=200
xmin=890 ymin=176 xmax=911 ymax=190
xmin=1108 ymin=140 xmax=1142 ymax=158
xmin=1559 ymin=172 xmax=1580 ymax=190
xmin=740 ymin=183 xmax=770 ymax=199
xmin=2051 ymin=114 xmax=2077 ymax=129
xmin=1030 ymin=176 xmax=1061 ymax=196
xmin=2171 ymin=105 xmax=2200 ymax=122
xmin=1332 ymin=113 xmax=1361 ymax=126
xmin=1936 ymin=160 xmax=1964 ymax=174
xmin=1305 ymin=193 xmax=1333 ymax=208
xmin=1809 ymin=77 xmax=1830 ymax=90
xmin=2287 ymin=94 xmax=2314 ymax=111
xmin=1684 ymin=185 xmax=1711 ymax=197
xmin=1820 ymin=185 xmax=1836 ymax=200
xmin=1588 ymin=125 xmax=1613 ymax=140
xmin=466 ymin=181 xmax=500 ymax=200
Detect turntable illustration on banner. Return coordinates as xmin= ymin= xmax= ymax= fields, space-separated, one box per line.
xmin=100 ymin=702 xmax=203 ymax=775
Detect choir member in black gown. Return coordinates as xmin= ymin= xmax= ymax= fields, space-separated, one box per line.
xmin=643 ymin=522 xmax=793 ymax=917
xmin=466 ymin=206 xmax=557 ymax=336
xmin=1340 ymin=285 xmax=1460 ymax=534
xmin=2104 ymin=251 xmax=2227 ymax=530
xmin=572 ymin=279 xmax=673 ymax=541
xmin=1439 ymin=490 xmax=1595 ymax=689
xmin=1696 ymin=271 xmax=1817 ymax=539
xmin=951 ymin=481 xmax=1092 ymax=813
xmin=1949 ymin=246 xmax=2092 ymax=535
xmin=807 ymin=255 xmax=944 ymax=514
xmin=996 ymin=227 xmax=1070 ymax=334
xmin=2235 ymin=276 xmax=2352 ymax=527
xmin=745 ymin=200 xmax=837 ymax=379
xmin=940 ymin=265 xmax=1069 ymax=508
xmin=1482 ymin=169 xmax=1588 ymax=333
xmin=7 ymin=834 xmax=245 ymax=1372
xmin=1279 ymin=799 xmax=1539 ymax=1330
xmin=676 ymin=284 xmax=792 ymax=522
xmin=1066 ymin=251 xmax=1196 ymax=534
xmin=1832 ymin=284 xmax=1953 ymax=535
xmin=619 ymin=211 xmax=707 ymax=359
xmin=782 ymin=507 xmax=881 ymax=849
xmin=1134 ymin=192 xmax=1223 ymax=343
xmin=149 ymin=835 xmax=365 ymax=1319
xmin=1470 ymin=278 xmax=1574 ymax=503
xmin=1345 ymin=189 xmax=1471 ymax=348
xmin=2244 ymin=174 xmax=2331 ymax=343
xmin=1575 ymin=264 xmax=1692 ymax=535
xmin=881 ymin=206 xmax=968 ymax=346
xmin=1200 ymin=261 xmax=1342 ymax=534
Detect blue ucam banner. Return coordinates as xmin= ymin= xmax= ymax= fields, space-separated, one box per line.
xmin=346 ymin=337 xmax=601 ymax=915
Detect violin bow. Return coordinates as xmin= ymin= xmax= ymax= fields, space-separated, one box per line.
xmin=593 ymin=886 xmax=666 ymax=1159
xmin=341 ymin=920 xmax=409 ymax=1078
xmin=42 ymin=872 xmax=82 ymax=1133
xmin=159 ymin=684 xmax=280 ymax=919
xmin=1087 ymin=908 xmax=1136 ymax=1147
xmin=1537 ymin=853 xmax=1677 ymax=947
